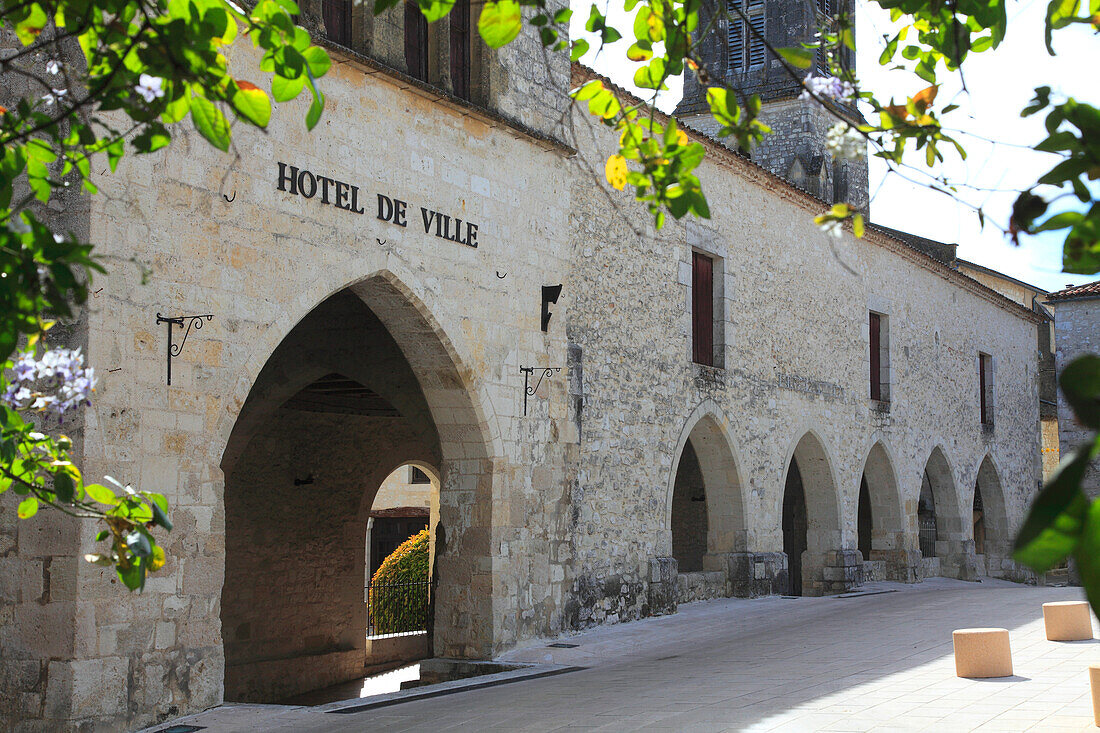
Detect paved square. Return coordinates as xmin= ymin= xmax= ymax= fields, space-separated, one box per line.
xmin=154 ymin=579 xmax=1099 ymax=732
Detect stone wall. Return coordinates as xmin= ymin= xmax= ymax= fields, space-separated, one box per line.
xmin=1052 ymin=297 xmax=1100 ymax=498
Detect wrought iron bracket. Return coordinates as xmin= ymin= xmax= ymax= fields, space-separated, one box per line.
xmin=156 ymin=313 xmax=214 ymax=385
xmin=520 ymin=365 xmax=561 ymax=416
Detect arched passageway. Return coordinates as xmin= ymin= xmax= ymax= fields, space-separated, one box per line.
xmin=782 ymin=433 xmax=848 ymax=596
xmin=919 ymin=447 xmax=975 ymax=579
xmin=219 ymin=277 xmax=492 ymax=703
xmin=858 ymin=442 xmax=913 ymax=582
xmin=974 ymin=455 xmax=1010 ymax=574
xmin=669 ymin=413 xmax=746 ymax=596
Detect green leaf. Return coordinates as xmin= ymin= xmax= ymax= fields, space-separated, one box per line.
xmin=126 ymin=529 xmax=152 ymax=558
xmin=776 ymin=46 xmax=814 ymax=69
xmin=231 ymin=81 xmax=272 ymax=128
xmin=853 ymin=213 xmax=865 ymax=238
xmin=54 ymin=471 xmax=75 ymax=502
xmin=1045 ymin=0 xmax=1079 ymax=54
xmin=1015 ymin=437 xmax=1097 ymax=556
xmin=306 ymin=91 xmax=325 ymax=130
xmin=1060 ymin=355 xmax=1100 ymax=429
xmin=84 ymin=483 xmax=118 ymax=506
xmin=1074 ymin=498 xmax=1100 ymax=617
xmin=1014 ymin=488 xmax=1088 ymax=571
xmin=478 ymin=0 xmax=523 ymax=48
xmin=190 ymin=94 xmax=231 ymax=151
xmin=302 ymin=46 xmax=332 ymax=77
xmin=418 ymin=0 xmax=456 ymax=22
xmin=17 ymin=496 xmax=38 ymax=519
xmin=272 ymin=74 xmax=307 ymax=102
xmin=570 ymin=39 xmax=590 ymax=61
xmin=145 ymin=492 xmax=173 ymax=530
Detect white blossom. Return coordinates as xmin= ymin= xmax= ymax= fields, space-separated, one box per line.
xmin=818 ymin=218 xmax=844 ymax=240
xmin=800 ymin=75 xmax=856 ymax=105
xmin=41 ymin=88 xmax=66 ymax=106
xmin=134 ymin=74 xmax=165 ymax=103
xmin=825 ymin=122 xmax=865 ymax=161
xmin=46 ymin=59 xmax=61 ymax=75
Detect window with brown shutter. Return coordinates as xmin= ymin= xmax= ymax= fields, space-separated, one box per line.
xmin=449 ymin=0 xmax=471 ymax=100
xmin=869 ymin=312 xmax=881 ymax=400
xmin=322 ymin=0 xmax=352 ymax=46
xmin=405 ymin=1 xmax=429 ymax=81
xmin=692 ymin=252 xmax=714 ymax=366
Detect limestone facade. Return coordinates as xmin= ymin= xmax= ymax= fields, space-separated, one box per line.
xmin=1048 ymin=284 xmax=1100 ymax=498
xmin=0 ymin=21 xmax=1045 ymax=733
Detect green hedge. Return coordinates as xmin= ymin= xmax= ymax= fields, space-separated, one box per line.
xmin=370 ymin=528 xmax=430 ymax=634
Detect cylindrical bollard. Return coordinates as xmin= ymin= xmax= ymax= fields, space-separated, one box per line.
xmin=1091 ymin=665 xmax=1100 ymax=727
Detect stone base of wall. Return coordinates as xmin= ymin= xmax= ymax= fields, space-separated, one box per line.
xmin=365 ymin=633 xmax=430 ymax=667
xmin=225 ymin=648 xmax=364 ymax=703
xmin=810 ymin=549 xmax=864 ymax=596
xmin=646 ymin=557 xmax=678 ymax=616
xmin=918 ymin=556 xmax=941 ymax=579
xmin=722 ymin=552 xmax=787 ymax=597
xmin=871 ymin=549 xmax=922 ymax=583
xmin=862 ymin=560 xmax=887 ymax=582
xmin=986 ymin=556 xmax=1038 ymax=584
xmin=675 ymin=571 xmax=728 ymax=604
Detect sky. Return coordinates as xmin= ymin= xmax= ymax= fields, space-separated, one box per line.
xmin=568 ymin=0 xmax=1096 ymax=292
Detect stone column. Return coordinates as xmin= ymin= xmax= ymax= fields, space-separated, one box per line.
xmin=646 ymin=556 xmax=678 ymax=617
xmin=819 ymin=549 xmax=864 ymax=595
xmin=871 ymin=548 xmax=922 ymax=584
xmin=938 ymin=538 xmax=983 ymax=581
xmin=720 ymin=552 xmax=787 ymax=597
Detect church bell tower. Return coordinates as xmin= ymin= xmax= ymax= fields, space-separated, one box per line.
xmin=673 ymin=0 xmax=869 ymax=211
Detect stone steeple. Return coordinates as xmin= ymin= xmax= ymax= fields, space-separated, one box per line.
xmin=674 ymin=0 xmax=868 ymax=210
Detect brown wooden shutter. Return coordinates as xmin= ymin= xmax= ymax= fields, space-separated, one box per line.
xmin=869 ymin=312 xmax=881 ymax=400
xmin=449 ymin=0 xmax=471 ymax=100
xmin=692 ymin=252 xmax=713 ymax=366
xmin=405 ymin=1 xmax=428 ymax=81
xmin=979 ymin=355 xmax=988 ymax=423
xmin=322 ymin=0 xmax=352 ymax=46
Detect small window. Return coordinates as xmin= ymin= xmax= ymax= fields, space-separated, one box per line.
xmin=409 ymin=466 xmax=431 ymax=484
xmin=727 ymin=0 xmax=765 ymax=73
xmin=869 ymin=311 xmax=889 ymax=402
xmin=692 ymin=252 xmax=714 ymax=366
xmin=405 ymin=0 xmax=429 ymax=81
xmin=979 ymin=353 xmax=994 ymax=425
xmin=322 ymin=0 xmax=352 ymax=46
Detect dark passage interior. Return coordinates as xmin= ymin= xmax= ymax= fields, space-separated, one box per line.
xmin=671 ymin=440 xmax=708 ymax=572
xmin=782 ymin=460 xmax=808 ymax=596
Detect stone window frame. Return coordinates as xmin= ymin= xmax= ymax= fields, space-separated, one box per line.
xmin=978 ymin=351 xmax=995 ymax=427
xmin=680 ymin=230 xmax=732 ymax=370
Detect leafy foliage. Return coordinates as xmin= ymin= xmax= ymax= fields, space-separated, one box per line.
xmin=1014 ymin=355 xmax=1100 ymax=616
xmin=0 ymin=0 xmax=331 ymax=590
xmin=370 ymin=528 xmax=430 ymax=635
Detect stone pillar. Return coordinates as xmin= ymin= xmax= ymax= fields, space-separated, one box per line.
xmin=818 ymin=549 xmax=864 ymax=595
xmin=721 ymin=552 xmax=787 ymax=597
xmin=646 ymin=556 xmax=678 ymax=617
xmin=871 ymin=548 xmax=922 ymax=584
xmin=939 ymin=539 xmax=983 ymax=581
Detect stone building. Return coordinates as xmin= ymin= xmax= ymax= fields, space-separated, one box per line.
xmin=0 ymin=1 xmax=1046 ymax=729
xmin=1048 ymin=281 xmax=1100 ymax=497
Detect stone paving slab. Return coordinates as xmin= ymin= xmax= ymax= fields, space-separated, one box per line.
xmin=145 ymin=579 xmax=1100 ymax=732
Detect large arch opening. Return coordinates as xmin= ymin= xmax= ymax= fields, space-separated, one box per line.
xmin=669 ymin=412 xmax=746 ymax=601
xmin=858 ymin=442 xmax=911 ymax=581
xmin=782 ymin=433 xmax=842 ymax=596
xmin=919 ymin=447 xmax=969 ymax=579
xmin=219 ymin=278 xmax=492 ymax=703
xmin=974 ymin=455 xmax=1010 ymax=575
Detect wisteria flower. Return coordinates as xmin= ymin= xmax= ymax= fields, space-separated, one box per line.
xmin=818 ymin=218 xmax=844 ymax=240
xmin=134 ymin=74 xmax=165 ymax=103
xmin=46 ymin=59 xmax=61 ymax=75
xmin=41 ymin=88 xmax=67 ymax=107
xmin=3 ymin=348 xmax=97 ymax=419
xmin=800 ymin=75 xmax=856 ymax=105
xmin=825 ymin=122 xmax=865 ymax=161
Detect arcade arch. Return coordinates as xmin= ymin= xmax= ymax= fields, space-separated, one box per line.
xmin=782 ymin=432 xmax=841 ymax=596
xmin=974 ymin=455 xmax=1010 ymax=570
xmin=219 ymin=276 xmax=492 ymax=703
xmin=857 ymin=442 xmax=908 ymax=580
xmin=669 ymin=412 xmax=746 ymax=573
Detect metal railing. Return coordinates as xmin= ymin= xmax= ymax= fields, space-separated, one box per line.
xmin=366 ymin=580 xmax=430 ymax=638
xmin=918 ymin=514 xmax=937 ymax=558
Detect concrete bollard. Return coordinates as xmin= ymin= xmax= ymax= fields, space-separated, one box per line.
xmin=1042 ymin=601 xmax=1094 ymax=641
xmin=1091 ymin=665 xmax=1100 ymax=727
xmin=952 ymin=628 xmax=1013 ymax=678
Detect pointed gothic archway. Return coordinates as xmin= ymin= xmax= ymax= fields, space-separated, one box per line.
xmin=974 ymin=455 xmax=1010 ymax=575
xmin=857 ymin=441 xmax=913 ymax=581
xmin=218 ymin=274 xmax=493 ymax=703
xmin=782 ymin=432 xmax=848 ymax=596
xmin=666 ymin=404 xmax=747 ymax=601
xmin=918 ymin=446 xmax=975 ymax=579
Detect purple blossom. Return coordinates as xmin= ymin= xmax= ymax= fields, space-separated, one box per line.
xmin=3 ymin=348 xmax=97 ymax=419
